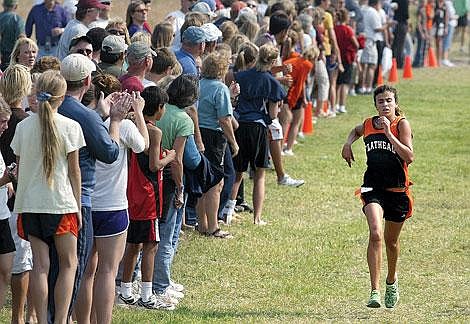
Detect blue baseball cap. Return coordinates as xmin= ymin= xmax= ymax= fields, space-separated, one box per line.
xmin=199 ymin=0 xmax=216 ymax=11
xmin=182 ymin=26 xmax=208 ymax=44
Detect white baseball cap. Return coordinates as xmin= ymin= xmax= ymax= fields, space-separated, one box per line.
xmin=60 ymin=54 xmax=96 ymax=82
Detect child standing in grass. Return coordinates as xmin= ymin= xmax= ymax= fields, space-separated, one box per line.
xmin=341 ymin=85 xmax=414 ymax=309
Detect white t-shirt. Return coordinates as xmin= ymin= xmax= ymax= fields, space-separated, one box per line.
xmin=0 ymin=152 xmax=10 ymax=220
xmin=91 ymin=119 xmax=145 ymax=211
xmin=377 ymin=9 xmax=387 ymax=42
xmin=142 ymin=78 xmax=157 ymax=88
xmin=57 ymin=19 xmax=89 ymax=60
xmin=167 ymin=10 xmax=185 ymax=52
xmin=362 ymin=6 xmax=382 ymax=41
xmin=11 ymin=113 xmax=85 ymax=214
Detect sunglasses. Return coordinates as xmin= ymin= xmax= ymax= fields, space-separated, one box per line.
xmin=108 ymin=29 xmax=125 ymax=36
xmin=75 ymin=48 xmax=92 ymax=56
xmin=247 ymin=4 xmax=257 ymax=8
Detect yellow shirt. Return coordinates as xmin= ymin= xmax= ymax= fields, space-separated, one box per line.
xmin=323 ymin=11 xmax=334 ymax=56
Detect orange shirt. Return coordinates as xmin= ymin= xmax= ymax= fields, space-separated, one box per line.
xmin=283 ymin=52 xmax=314 ymax=108
xmin=425 ymin=3 xmax=434 ymax=30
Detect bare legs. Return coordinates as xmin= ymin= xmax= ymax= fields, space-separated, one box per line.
xmin=0 ymin=252 xmax=14 ymax=308
xmin=92 ymin=233 xmax=127 ymax=324
xmin=197 ymin=180 xmax=224 ymax=234
xmin=29 ymin=233 xmax=77 ymax=324
xmin=231 ymin=168 xmax=266 ymax=224
xmin=286 ymin=108 xmax=303 ymax=151
xmin=364 ymin=203 xmax=404 ymax=290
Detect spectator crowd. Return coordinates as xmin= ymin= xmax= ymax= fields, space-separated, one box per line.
xmin=0 ymin=0 xmax=468 ymax=322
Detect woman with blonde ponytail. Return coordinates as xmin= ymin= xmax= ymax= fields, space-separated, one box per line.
xmin=11 ymin=70 xmax=86 ymax=324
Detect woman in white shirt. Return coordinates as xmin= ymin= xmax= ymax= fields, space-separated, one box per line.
xmin=11 ymin=70 xmax=85 ymax=324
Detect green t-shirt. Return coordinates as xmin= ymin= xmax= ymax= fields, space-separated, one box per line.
xmin=156 ymin=104 xmax=194 ymax=150
xmin=453 ymin=0 xmax=470 ymax=16
xmin=0 ymin=11 xmax=24 ymax=56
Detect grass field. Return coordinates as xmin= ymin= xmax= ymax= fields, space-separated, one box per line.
xmin=3 ymin=1 xmax=470 ymax=323
xmin=107 ymin=66 xmax=467 ymax=322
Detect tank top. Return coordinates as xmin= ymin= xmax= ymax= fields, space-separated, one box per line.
xmin=362 ymin=116 xmax=411 ymax=189
xmin=127 ymin=125 xmax=163 ymax=220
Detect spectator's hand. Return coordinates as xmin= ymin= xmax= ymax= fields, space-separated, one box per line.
xmin=6 ymin=182 xmax=14 ymax=199
xmin=51 ymin=27 xmax=64 ymax=37
xmin=131 ymin=91 xmax=145 ymax=114
xmin=196 ymin=139 xmax=205 ymax=153
xmin=230 ymin=142 xmax=239 ymax=157
xmin=341 ymin=143 xmax=355 ymax=167
xmin=110 ymin=92 xmax=132 ymax=122
xmin=96 ymin=91 xmax=121 ymax=119
xmin=174 ymin=186 xmax=184 ymax=209
xmin=338 ymin=63 xmax=345 ymax=73
xmin=164 ymin=149 xmax=176 ymax=162
xmin=76 ymin=210 xmax=82 ymax=231
xmin=283 ymin=63 xmax=293 ymax=74
xmin=229 ymin=81 xmax=240 ymax=98
xmin=280 ymin=75 xmax=293 ymax=87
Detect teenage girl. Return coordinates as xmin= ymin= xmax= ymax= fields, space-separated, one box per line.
xmin=12 ymin=70 xmax=85 ymax=323
xmin=342 ymin=85 xmax=414 ymax=308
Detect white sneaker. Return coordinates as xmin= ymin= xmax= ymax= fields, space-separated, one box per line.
xmin=137 ymin=294 xmax=176 ymax=310
xmin=349 ymin=88 xmax=357 ymax=96
xmin=327 ymin=111 xmax=336 ymax=118
xmin=441 ymin=59 xmax=455 ymax=67
xmin=297 ymin=132 xmax=305 ymax=139
xmin=155 ymin=289 xmax=179 ymax=306
xmin=117 ymin=293 xmax=140 ymax=306
xmin=170 ymin=280 xmax=185 ymax=293
xmin=337 ymin=105 xmax=347 ymax=113
xmin=165 ymin=286 xmax=184 ymax=300
xmin=283 ymin=149 xmax=294 ymax=156
xmin=278 ymin=174 xmax=305 ymax=187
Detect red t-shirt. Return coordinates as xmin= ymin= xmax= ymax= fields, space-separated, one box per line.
xmin=283 ymin=52 xmax=314 ymax=108
xmin=334 ymin=24 xmax=357 ymax=65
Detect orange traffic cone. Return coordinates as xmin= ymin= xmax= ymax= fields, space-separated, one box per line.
xmin=302 ymin=101 xmax=314 ymax=135
xmin=377 ymin=64 xmax=384 ymax=86
xmin=322 ymin=101 xmax=328 ymax=114
xmin=427 ymin=47 xmax=438 ymax=67
xmin=388 ymin=58 xmax=398 ymax=83
xmin=403 ymin=55 xmax=413 ymax=79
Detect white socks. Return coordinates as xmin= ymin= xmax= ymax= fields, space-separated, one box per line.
xmin=141 ymin=282 xmax=153 ymax=302
xmin=121 ymin=282 xmax=132 ymax=298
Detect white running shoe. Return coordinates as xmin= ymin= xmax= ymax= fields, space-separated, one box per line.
xmin=170 ymin=280 xmax=185 ymax=293
xmin=165 ymin=286 xmax=184 ymax=300
xmin=283 ymin=149 xmax=295 ymax=156
xmin=278 ymin=174 xmax=305 ymax=187
xmin=137 ymin=294 xmax=176 ymax=310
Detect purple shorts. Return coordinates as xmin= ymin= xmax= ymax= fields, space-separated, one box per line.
xmin=91 ymin=209 xmax=129 ymax=238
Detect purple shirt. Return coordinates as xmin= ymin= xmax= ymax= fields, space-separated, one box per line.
xmin=25 ymin=3 xmax=69 ymax=46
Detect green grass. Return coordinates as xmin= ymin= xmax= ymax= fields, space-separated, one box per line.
xmin=2 ymin=66 xmax=470 ymax=323
xmin=111 ymin=67 xmax=469 ymax=322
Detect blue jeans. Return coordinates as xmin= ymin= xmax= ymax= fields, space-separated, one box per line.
xmin=153 ymin=191 xmax=179 ymax=293
xmin=47 ymin=206 xmax=93 ymax=323
xmin=218 ymin=145 xmax=235 ymax=219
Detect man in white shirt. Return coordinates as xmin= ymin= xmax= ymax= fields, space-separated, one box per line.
xmin=359 ymin=0 xmax=386 ymax=93
xmin=56 ymin=0 xmax=107 ymax=59
xmin=167 ymin=0 xmax=195 ymax=51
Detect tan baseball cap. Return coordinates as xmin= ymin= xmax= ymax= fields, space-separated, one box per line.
xmin=102 ymin=35 xmax=127 ymax=54
xmin=60 ymin=54 xmax=96 ymax=82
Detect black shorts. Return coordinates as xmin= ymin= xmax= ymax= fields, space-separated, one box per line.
xmin=127 ymin=219 xmax=159 ymax=243
xmin=0 ymin=218 xmax=15 ymax=254
xmin=19 ymin=213 xmax=78 ymax=245
xmin=232 ymin=122 xmax=270 ymax=172
xmin=458 ymin=15 xmax=468 ymax=27
xmin=361 ymin=189 xmax=413 ymax=223
xmin=291 ymin=97 xmax=304 ymax=111
xmin=200 ymin=127 xmax=227 ymax=175
xmin=337 ymin=63 xmax=353 ymax=85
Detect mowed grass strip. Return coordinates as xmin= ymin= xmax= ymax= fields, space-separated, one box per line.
xmin=1 ymin=67 xmax=469 ymax=322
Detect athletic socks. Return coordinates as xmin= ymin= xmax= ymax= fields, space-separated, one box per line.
xmin=141 ymin=282 xmax=153 ymax=302
xmin=121 ymin=282 xmax=132 ymax=298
